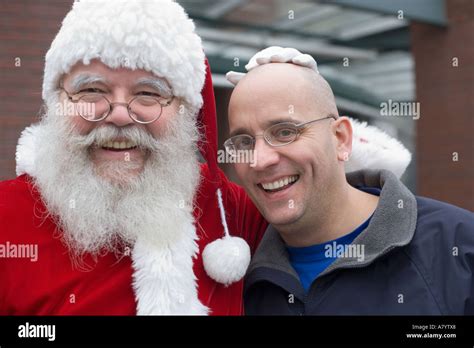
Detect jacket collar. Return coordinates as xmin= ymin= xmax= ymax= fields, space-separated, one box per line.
xmin=245 ymin=169 xmax=418 ymax=288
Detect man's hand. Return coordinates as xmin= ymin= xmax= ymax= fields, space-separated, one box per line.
xmin=226 ymin=46 xmax=318 ymax=85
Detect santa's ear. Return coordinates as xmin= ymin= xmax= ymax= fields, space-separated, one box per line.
xmin=332 ymin=116 xmax=353 ymax=163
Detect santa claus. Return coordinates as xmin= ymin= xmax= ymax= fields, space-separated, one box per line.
xmin=0 ymin=0 xmax=411 ymax=315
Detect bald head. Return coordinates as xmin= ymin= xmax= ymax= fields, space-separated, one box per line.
xmin=226 ymin=63 xmax=355 ymax=238
xmin=229 ymin=63 xmax=339 ymax=120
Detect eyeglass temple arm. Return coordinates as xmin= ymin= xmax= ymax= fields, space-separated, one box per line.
xmin=296 ymin=115 xmax=337 ymax=128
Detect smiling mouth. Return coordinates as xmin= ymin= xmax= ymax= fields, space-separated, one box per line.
xmin=258 ymin=175 xmax=300 ymax=193
xmin=100 ymin=140 xmax=138 ymax=152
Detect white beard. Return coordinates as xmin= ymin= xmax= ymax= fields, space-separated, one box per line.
xmin=33 ymin=101 xmax=202 ymax=264
xmin=33 ymin=97 xmax=209 ymax=315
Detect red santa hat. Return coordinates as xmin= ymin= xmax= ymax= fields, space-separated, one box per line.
xmin=39 ymin=0 xmax=250 ymax=288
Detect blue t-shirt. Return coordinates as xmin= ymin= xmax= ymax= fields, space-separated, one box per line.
xmin=286 ymin=187 xmax=380 ymax=292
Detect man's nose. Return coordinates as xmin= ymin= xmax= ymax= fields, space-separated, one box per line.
xmin=252 ymin=137 xmax=280 ymax=171
xmin=104 ymin=101 xmax=134 ymax=127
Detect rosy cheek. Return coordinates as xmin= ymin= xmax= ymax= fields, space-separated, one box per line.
xmin=145 ymin=123 xmax=161 ymax=139
xmin=71 ymin=116 xmax=95 ymax=135
xmin=146 ymin=109 xmax=176 ymax=138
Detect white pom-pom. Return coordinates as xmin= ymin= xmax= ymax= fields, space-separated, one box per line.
xmin=202 ymin=236 xmax=251 ymax=286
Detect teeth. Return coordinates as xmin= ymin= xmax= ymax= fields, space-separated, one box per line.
xmin=261 ymin=175 xmax=299 ymax=191
xmin=102 ymin=140 xmax=137 ymax=150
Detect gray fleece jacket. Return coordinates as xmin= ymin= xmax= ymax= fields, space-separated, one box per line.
xmin=244 ymin=170 xmax=474 ymax=315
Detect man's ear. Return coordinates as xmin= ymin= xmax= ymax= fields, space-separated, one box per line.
xmin=332 ymin=116 xmax=352 ymax=162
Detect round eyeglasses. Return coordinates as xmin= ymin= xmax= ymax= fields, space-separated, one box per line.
xmin=59 ymin=87 xmax=174 ymax=124
xmin=224 ymin=116 xmax=336 ymax=157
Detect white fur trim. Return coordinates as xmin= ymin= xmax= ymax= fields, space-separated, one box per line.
xmin=43 ymin=0 xmax=205 ymax=109
xmin=16 ymin=124 xmax=43 ymax=177
xmin=347 ymin=117 xmax=411 ymax=178
xmin=132 ymin=221 xmax=209 ymax=315
xmin=202 ymin=236 xmax=251 ymax=286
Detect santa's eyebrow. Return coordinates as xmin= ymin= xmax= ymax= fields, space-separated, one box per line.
xmin=69 ymin=74 xmax=107 ymax=92
xmin=134 ymin=77 xmax=173 ymax=97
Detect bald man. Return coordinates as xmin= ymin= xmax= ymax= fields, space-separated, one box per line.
xmin=225 ymin=62 xmax=474 ymax=315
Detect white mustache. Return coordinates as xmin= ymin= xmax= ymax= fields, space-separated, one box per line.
xmin=69 ymin=125 xmax=160 ymax=152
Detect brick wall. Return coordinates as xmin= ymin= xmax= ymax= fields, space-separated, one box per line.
xmin=411 ymin=0 xmax=474 ymax=210
xmin=0 ymin=0 xmax=72 ymax=180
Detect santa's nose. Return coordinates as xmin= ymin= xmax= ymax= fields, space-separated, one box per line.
xmin=104 ymin=102 xmax=134 ymax=127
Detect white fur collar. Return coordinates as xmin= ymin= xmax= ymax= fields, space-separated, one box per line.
xmin=132 ymin=224 xmax=209 ymax=315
